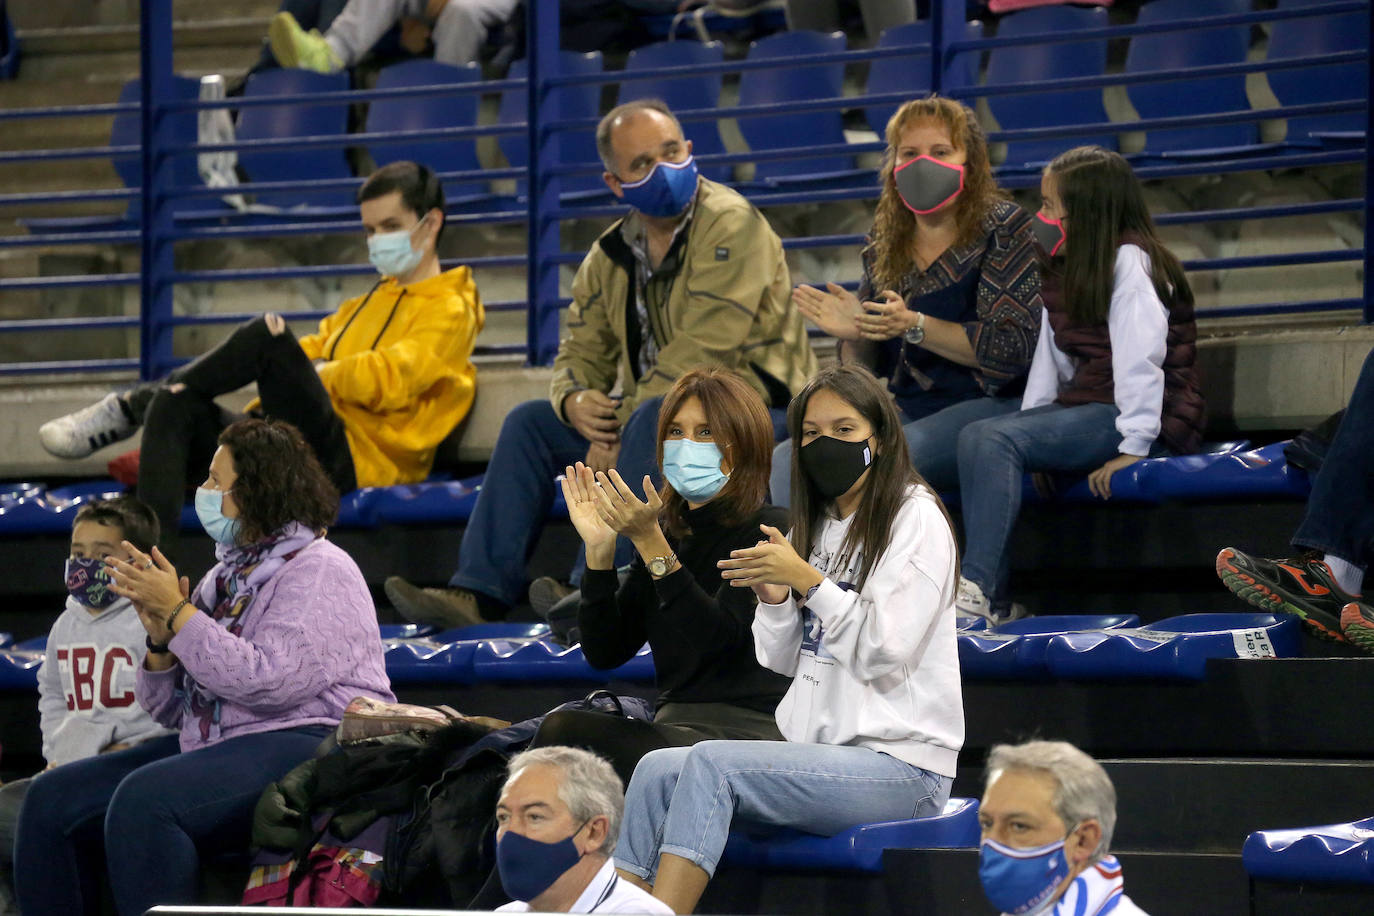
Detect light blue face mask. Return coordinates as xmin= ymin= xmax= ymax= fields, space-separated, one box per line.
xmin=662 ymin=437 xmax=729 ymax=503
xmin=194 ymin=486 xmax=242 ymax=545
xmin=367 ymin=215 xmax=427 ymax=278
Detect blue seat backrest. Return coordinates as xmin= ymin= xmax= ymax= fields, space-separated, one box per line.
xmin=366 ymin=60 xmax=485 ymax=199
xmin=237 ymin=68 xmax=355 ymax=209
xmin=499 ymin=52 xmax=606 ymax=196
xmin=865 ymin=20 xmax=982 ymax=138
xmin=1242 ymin=817 xmax=1374 ymax=884
xmin=620 ymin=40 xmax=731 ymax=183
xmin=1126 ymin=0 xmax=1258 ymax=154
xmin=736 ymin=30 xmax=852 ymax=181
xmin=1268 ymin=0 xmax=1370 ymax=140
xmin=112 ymin=76 xmax=205 ymax=219
xmin=984 ymin=6 xmax=1115 ymax=168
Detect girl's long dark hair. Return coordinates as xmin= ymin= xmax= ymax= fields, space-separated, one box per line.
xmin=786 ymin=365 xmax=956 ymax=590
xmin=1048 ymin=146 xmax=1193 ymax=324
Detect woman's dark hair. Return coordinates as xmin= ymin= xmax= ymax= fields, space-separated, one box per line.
xmin=357 ymin=160 xmax=446 ymax=236
xmin=655 ymin=367 xmax=775 ymax=538
xmin=73 ymin=496 xmax=159 ymax=554
xmin=217 ymin=418 xmax=338 ymax=543
xmin=787 ymin=365 xmax=955 ymax=590
xmin=1047 ymin=146 xmax=1193 ymax=324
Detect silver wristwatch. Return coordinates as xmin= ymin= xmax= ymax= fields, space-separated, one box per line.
xmin=647 ymin=554 xmax=679 ymax=577
xmin=903 ymin=311 xmax=927 ymax=346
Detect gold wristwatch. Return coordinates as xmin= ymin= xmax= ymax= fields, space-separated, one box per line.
xmin=647 ymin=553 xmax=679 ymax=578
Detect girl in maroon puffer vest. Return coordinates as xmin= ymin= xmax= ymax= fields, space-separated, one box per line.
xmin=952 ymin=146 xmax=1205 ymax=623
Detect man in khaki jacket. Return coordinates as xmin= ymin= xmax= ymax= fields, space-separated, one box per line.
xmin=388 ymin=99 xmax=817 ymax=625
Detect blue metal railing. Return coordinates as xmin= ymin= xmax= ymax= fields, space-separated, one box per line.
xmin=0 ymin=0 xmax=1368 ymax=378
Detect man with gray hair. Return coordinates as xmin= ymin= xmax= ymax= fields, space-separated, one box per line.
xmin=977 ymin=740 xmax=1149 ymax=916
xmin=386 ymin=97 xmax=816 ymax=628
xmin=495 ymin=746 xmax=672 ymax=914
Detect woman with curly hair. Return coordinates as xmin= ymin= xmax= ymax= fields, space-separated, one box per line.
xmin=13 ymin=418 xmax=394 ymax=916
xmin=776 ymin=96 xmax=1042 ymax=525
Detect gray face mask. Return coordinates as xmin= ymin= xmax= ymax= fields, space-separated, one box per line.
xmin=1033 ymin=212 xmax=1066 ymax=257
xmin=894 ymin=155 xmax=965 ymax=215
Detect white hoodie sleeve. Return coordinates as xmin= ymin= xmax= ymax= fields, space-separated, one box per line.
xmin=802 ymin=492 xmax=958 ymax=682
xmin=753 ymin=593 xmax=804 ymax=677
xmin=1020 ymin=308 xmax=1072 ymax=410
xmin=36 ymin=628 xmax=69 ymax=766
xmin=1107 ymin=245 xmax=1169 ymax=457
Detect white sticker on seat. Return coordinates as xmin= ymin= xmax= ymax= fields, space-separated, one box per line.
xmin=1233 ymin=629 xmax=1276 ymax=659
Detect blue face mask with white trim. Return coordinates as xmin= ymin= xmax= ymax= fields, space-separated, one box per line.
xmin=618 ymin=155 xmax=699 ymax=218
xmin=978 ymin=833 xmax=1073 ymax=915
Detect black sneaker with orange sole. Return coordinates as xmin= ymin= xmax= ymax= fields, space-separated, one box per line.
xmin=1215 ymin=547 xmax=1353 ymax=641
xmin=1341 ymin=601 xmax=1374 ymax=655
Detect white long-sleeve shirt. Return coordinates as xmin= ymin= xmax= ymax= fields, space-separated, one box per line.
xmin=752 ymin=483 xmax=963 ymax=778
xmin=1021 ymin=244 xmax=1169 ymax=457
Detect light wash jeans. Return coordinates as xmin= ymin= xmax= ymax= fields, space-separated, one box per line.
xmin=957 ymin=401 xmax=1124 ymax=601
xmin=325 ymin=0 xmax=519 ymax=67
xmin=770 ymin=396 xmax=1021 ymax=506
xmin=614 ymin=740 xmax=952 ymax=881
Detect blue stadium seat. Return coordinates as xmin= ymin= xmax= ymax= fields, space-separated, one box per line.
xmin=471 ymin=638 xmax=655 ymax=683
xmin=0 ymin=1 xmax=18 ymax=80
xmin=618 ymin=40 xmax=732 ymax=183
xmin=21 ymin=76 xmax=214 ymax=234
xmin=499 ymin=52 xmax=610 ymax=200
xmin=958 ymin=614 xmax=1140 ymax=679
xmin=1243 ymin=817 xmax=1374 ymax=884
xmin=383 ymin=634 xmax=480 ymax=686
xmin=720 ymin=797 xmax=981 ymax=873
xmin=365 ymin=60 xmax=491 ymax=204
xmin=1044 ymin=612 xmax=1304 ymax=681
xmin=864 ymin=20 xmax=981 ymax=137
xmin=1267 ymin=0 xmax=1369 ymax=144
xmin=1126 ymin=0 xmax=1271 ymax=158
xmin=982 ymin=6 xmax=1116 ymax=169
xmin=735 ymin=30 xmax=870 ymax=186
xmin=236 ymin=68 xmax=356 ymax=210
xmin=0 ymin=637 xmax=44 ymax=690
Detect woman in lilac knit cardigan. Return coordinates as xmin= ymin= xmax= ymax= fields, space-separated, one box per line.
xmin=13 ymin=418 xmax=394 ymax=916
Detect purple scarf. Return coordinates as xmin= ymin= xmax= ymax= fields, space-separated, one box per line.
xmin=182 ymin=522 xmax=319 ymax=743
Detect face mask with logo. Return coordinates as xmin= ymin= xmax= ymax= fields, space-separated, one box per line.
xmin=367 ymin=215 xmax=427 ymax=278
xmin=619 ymin=155 xmax=699 ymax=218
xmin=1033 ymin=212 xmax=1066 ymax=257
xmin=978 ymin=832 xmax=1074 ymax=916
xmin=663 ymin=438 xmax=729 ymax=502
xmin=799 ymin=434 xmax=874 ymax=501
xmin=496 ymin=821 xmax=588 ymax=903
xmin=195 ymin=487 xmax=242 ymax=545
xmin=894 ymin=155 xmax=965 ymax=215
xmin=65 ymin=556 xmax=119 ymax=610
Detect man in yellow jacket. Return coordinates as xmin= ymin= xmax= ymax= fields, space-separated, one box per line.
xmin=39 ymin=161 xmax=484 ymax=556
xmin=386 ymin=100 xmax=817 ymax=627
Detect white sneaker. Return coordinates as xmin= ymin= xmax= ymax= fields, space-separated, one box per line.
xmin=955 ymin=576 xmax=1028 ymax=626
xmin=38 ymin=393 xmax=136 ymax=459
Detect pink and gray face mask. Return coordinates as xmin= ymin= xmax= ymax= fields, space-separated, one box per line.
xmin=1032 ymin=212 xmax=1066 ymax=257
xmin=893 ymin=155 xmax=966 ymax=215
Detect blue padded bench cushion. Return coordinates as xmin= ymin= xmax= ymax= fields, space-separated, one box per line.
xmin=720 ymin=797 xmax=980 ymax=874
xmin=471 ymin=639 xmax=655 ymax=684
xmin=0 ymin=640 xmax=46 ymax=690
xmin=1044 ymin=612 xmax=1303 ymax=681
xmin=1243 ymin=817 xmax=1374 ymax=885
xmin=381 ymin=623 xmax=550 ymax=686
xmin=958 ymin=614 xmax=1140 ymax=679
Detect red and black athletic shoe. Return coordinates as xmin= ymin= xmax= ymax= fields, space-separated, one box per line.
xmin=1215 ymin=547 xmax=1354 ymax=641
xmin=1341 ymin=601 xmax=1374 ymax=655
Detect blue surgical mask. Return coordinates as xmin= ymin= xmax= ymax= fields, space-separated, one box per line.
xmin=367 ymin=216 xmax=427 ymax=278
xmin=65 ymin=556 xmax=119 ymax=610
xmin=194 ymin=487 xmax=242 ymax=545
xmin=619 ymin=155 xmax=699 ymax=218
xmin=979 ymin=834 xmax=1073 ymax=915
xmin=663 ymin=438 xmax=729 ymax=502
xmin=496 ymin=821 xmax=588 ymax=903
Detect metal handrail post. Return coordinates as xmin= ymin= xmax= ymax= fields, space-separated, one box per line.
xmin=526 ymin=0 xmax=564 ymax=366
xmin=139 ymin=0 xmax=176 ymax=380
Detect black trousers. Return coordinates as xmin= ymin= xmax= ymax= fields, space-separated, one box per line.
xmin=137 ymin=316 xmax=356 ymax=554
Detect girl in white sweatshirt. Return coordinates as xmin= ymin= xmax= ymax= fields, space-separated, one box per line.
xmin=613 ymin=364 xmax=964 ymax=914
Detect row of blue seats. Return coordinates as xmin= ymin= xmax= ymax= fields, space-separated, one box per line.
xmin=24 ymin=0 xmax=1364 ymax=230
xmin=0 ymin=611 xmax=1304 ymax=691
xmin=0 ymin=439 xmax=1312 ymax=538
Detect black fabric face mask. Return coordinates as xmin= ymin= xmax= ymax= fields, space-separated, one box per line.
xmin=799 ymin=434 xmax=874 ymax=500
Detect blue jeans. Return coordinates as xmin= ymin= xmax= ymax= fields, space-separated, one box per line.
xmin=614 ymin=740 xmax=951 ymax=881
xmin=1294 ymin=346 xmax=1374 ymax=566
xmin=957 ymin=402 xmax=1124 ymax=600
xmin=14 ymin=727 xmax=330 ymax=916
xmin=770 ymin=397 xmax=1021 ymax=506
xmin=451 ymin=397 xmax=665 ymax=607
